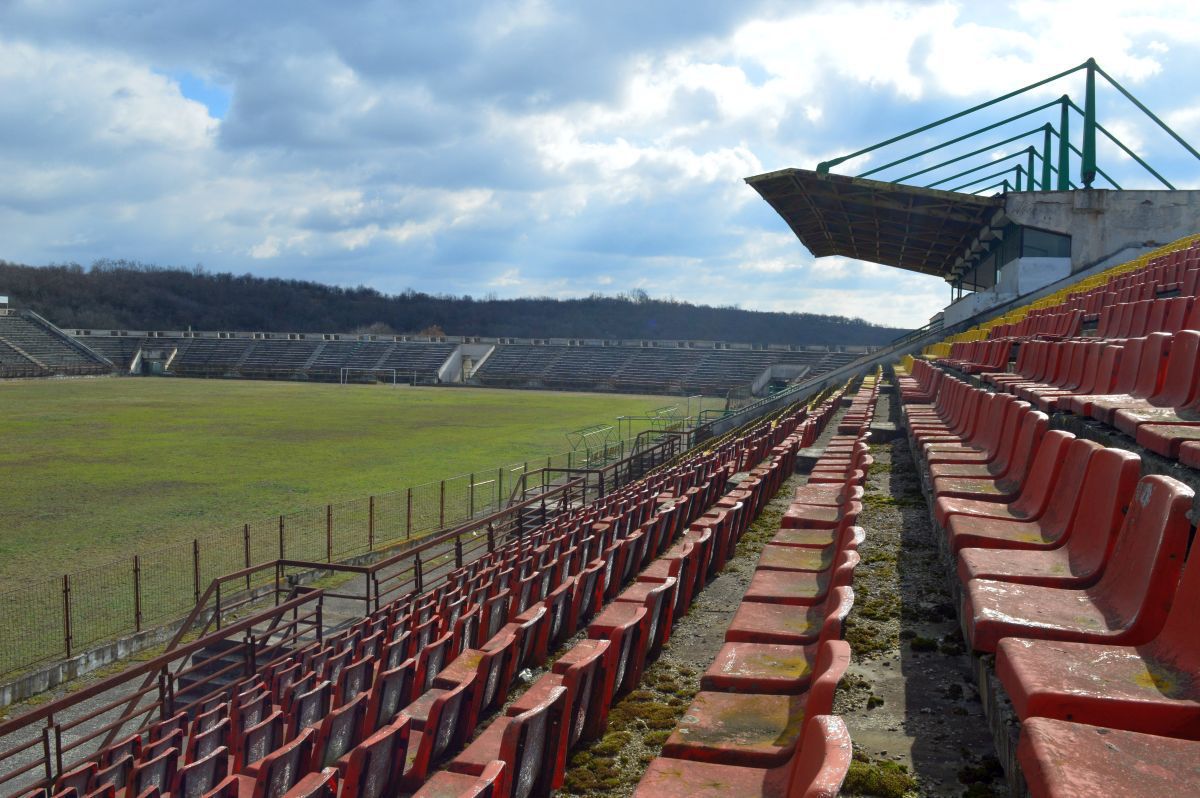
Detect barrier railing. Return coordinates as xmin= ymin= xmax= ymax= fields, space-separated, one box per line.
xmin=0 ymin=433 xmax=661 ymax=681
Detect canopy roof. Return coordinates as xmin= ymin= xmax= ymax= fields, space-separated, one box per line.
xmin=745 ymin=168 xmax=1003 ymax=279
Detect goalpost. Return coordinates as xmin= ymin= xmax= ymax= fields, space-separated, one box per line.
xmin=339 ymin=367 xmax=398 ymax=386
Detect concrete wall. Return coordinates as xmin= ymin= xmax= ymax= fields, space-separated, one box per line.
xmin=439 ymin=343 xmax=494 ymax=382
xmin=1004 ymin=189 xmax=1200 ymax=273
xmin=996 ymin=256 xmax=1071 ymax=296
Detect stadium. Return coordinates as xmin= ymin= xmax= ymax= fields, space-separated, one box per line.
xmin=3 ymin=8 xmax=1200 ymax=798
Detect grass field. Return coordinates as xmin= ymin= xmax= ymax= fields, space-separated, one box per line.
xmin=0 ymin=377 xmax=701 ymax=586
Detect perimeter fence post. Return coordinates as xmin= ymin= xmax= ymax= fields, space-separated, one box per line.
xmin=439 ymin=480 xmax=445 ymax=529
xmin=279 ymin=515 xmax=285 ymax=559
xmin=326 ymin=504 xmax=333 ymax=562
xmin=133 ymin=555 xmax=142 ymax=633
xmin=368 ymin=496 xmax=375 ymax=551
xmin=192 ymin=540 xmax=201 ymax=604
xmin=243 ymin=524 xmax=251 ymax=589
xmin=61 ymin=575 xmax=73 ymax=658
xmin=406 ymin=488 xmax=413 ymax=538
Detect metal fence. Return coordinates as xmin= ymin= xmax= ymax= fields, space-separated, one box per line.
xmin=0 ymin=434 xmax=664 ymax=679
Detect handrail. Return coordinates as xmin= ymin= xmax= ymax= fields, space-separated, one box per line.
xmin=0 ymin=591 xmax=318 ymax=738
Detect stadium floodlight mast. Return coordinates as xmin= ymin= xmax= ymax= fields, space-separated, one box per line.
xmin=339 ymin=367 xmax=398 ymax=386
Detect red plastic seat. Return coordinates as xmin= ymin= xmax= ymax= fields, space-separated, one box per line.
xmin=962 ymin=475 xmax=1194 ymax=653
xmin=172 ymin=746 xmax=229 ymax=798
xmin=933 ymin=429 xmax=1075 ymax=529
xmin=757 ymin=527 xmax=864 ymax=572
xmin=930 ymin=409 xmax=1047 ymax=502
xmin=1064 ymin=333 xmax=1172 ymax=422
xmin=410 ymin=761 xmax=505 ymax=798
xmin=126 ymin=748 xmax=178 ymax=798
xmin=335 ymin=717 xmax=410 ymax=798
xmin=701 ymin=591 xmax=853 ymax=695
xmin=638 ymin=715 xmax=854 ymax=796
xmin=659 ymin=640 xmax=849 ymax=767
xmin=362 ymin=659 xmax=415 ymax=734
xmin=279 ymin=769 xmax=337 ymax=798
xmin=1017 ymin=719 xmax=1200 ymax=798
xmin=725 ymin=587 xmax=854 ymax=647
xmin=995 ymin=503 xmax=1200 ymax=737
xmin=1106 ymin=330 xmax=1200 ymax=434
xmin=743 ymin=551 xmax=858 ymax=606
xmin=587 ymin=602 xmax=650 ymax=700
xmin=399 ymin=676 xmax=473 ymax=788
xmin=234 ymin=710 xmax=285 ymax=774
xmin=956 ymin=447 xmax=1140 ymax=587
xmin=614 ymin=576 xmax=677 ymax=656
xmin=215 ymin=726 xmax=316 ymax=798
xmin=310 ymin=692 xmax=368 ymax=770
xmin=448 ymin=685 xmax=568 ymax=798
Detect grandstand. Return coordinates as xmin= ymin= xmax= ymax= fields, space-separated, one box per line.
xmin=60 ymin=327 xmax=866 ymax=396
xmin=7 ymin=56 xmax=1200 ymax=798
xmin=0 ymin=310 xmax=110 ymax=378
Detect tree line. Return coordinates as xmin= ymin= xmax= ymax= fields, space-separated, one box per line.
xmin=0 ymin=260 xmax=909 ymax=345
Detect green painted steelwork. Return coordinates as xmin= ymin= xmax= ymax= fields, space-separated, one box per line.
xmin=1057 ymin=98 xmax=1071 ymax=190
xmin=1082 ymin=59 xmax=1098 ymax=188
xmin=1041 ymin=124 xmax=1053 ymax=189
xmin=820 ymin=58 xmax=1197 ymax=194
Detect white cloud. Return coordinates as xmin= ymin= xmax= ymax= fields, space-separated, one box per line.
xmin=1 ymin=1 xmax=1198 ymax=329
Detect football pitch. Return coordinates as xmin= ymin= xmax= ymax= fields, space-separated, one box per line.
xmin=0 ymin=377 xmax=701 ymax=586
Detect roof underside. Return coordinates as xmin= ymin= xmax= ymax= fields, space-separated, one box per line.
xmin=745 ymin=168 xmax=1003 ymax=279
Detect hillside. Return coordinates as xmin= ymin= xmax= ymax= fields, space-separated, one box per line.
xmin=0 ymin=260 xmax=908 ymax=345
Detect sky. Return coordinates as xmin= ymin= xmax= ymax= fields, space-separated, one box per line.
xmin=2 ymin=1 xmax=1200 ymax=328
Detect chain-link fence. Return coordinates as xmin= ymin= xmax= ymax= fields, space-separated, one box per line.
xmin=0 ymin=433 xmax=672 ymax=679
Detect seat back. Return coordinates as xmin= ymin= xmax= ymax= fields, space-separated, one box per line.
xmin=1009 ymin=430 xmax=1074 ymax=517
xmin=415 ymin=633 xmax=453 ymax=694
xmin=1133 ymin=332 xmax=1172 ymax=399
xmin=1092 ymin=475 xmax=1195 ymax=634
xmin=236 ymin=709 xmax=284 ymax=773
xmin=1061 ymin=447 xmax=1142 ymax=579
xmin=478 ymin=631 xmax=519 ymax=717
xmin=312 ymin=692 xmax=368 ymax=770
xmin=91 ymin=755 xmax=133 ymax=792
xmin=289 ymin=681 xmax=332 ymax=738
xmin=54 ymin=762 xmax=98 ymax=795
xmin=339 ymin=717 xmax=410 ymax=798
xmin=998 ymin=409 xmax=1049 ymax=484
xmin=334 ymin=656 xmax=375 ymax=707
xmin=99 ymin=735 xmax=141 ymax=768
xmin=1152 ymin=329 xmax=1200 ymax=407
xmin=189 ymin=717 xmax=231 ymax=762
xmin=501 ymin=685 xmax=568 ymax=798
xmin=172 ymin=746 xmax=229 ymax=798
xmin=551 ymin=638 xmax=610 ymax=745
xmin=785 ymin=716 xmax=853 ymax=798
xmin=129 ymin=747 xmax=179 ymax=797
xmin=251 ymin=727 xmax=316 ymax=798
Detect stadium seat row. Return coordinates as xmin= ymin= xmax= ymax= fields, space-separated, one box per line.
xmin=634 ymin=373 xmax=881 ymax=798
xmin=898 ymin=359 xmax=1200 ymax=797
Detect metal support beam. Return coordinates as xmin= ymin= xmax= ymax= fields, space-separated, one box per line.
xmin=1057 ymin=97 xmax=1071 ymax=190
xmin=1082 ymin=58 xmax=1097 ymax=188
xmin=1041 ymin=124 xmax=1053 ymax=189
